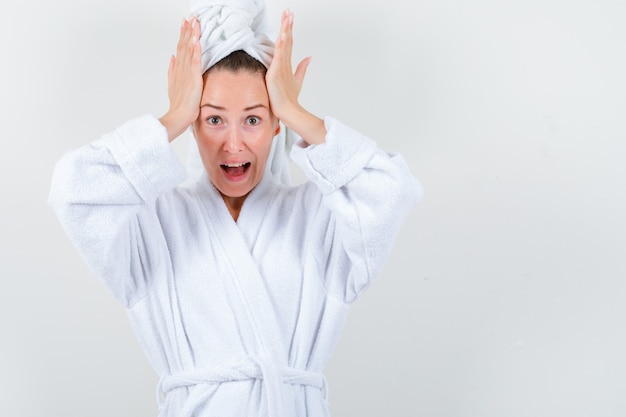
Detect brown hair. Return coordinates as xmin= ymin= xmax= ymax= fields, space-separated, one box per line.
xmin=206 ymin=50 xmax=267 ymax=76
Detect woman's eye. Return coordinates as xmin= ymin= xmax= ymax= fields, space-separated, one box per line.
xmin=247 ymin=116 xmax=260 ymax=125
xmin=207 ymin=116 xmax=222 ymax=125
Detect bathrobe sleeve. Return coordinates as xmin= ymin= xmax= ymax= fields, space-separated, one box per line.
xmin=48 ymin=115 xmax=188 ymax=307
xmin=290 ymin=116 xmax=423 ymax=303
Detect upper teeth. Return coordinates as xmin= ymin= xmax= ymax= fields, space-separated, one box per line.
xmin=223 ymin=163 xmax=245 ymax=168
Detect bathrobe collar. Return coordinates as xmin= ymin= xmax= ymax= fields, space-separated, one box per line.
xmin=195 ymin=172 xmax=285 ymax=358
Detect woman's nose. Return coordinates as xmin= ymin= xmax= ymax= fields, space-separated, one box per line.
xmin=223 ymin=127 xmax=244 ymax=152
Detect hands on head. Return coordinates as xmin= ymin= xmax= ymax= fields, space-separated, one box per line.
xmin=265 ymin=10 xmax=310 ymax=126
xmin=159 ymin=9 xmax=326 ymax=145
xmin=159 ymin=16 xmax=203 ymax=142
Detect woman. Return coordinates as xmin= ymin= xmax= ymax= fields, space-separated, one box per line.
xmin=49 ymin=2 xmax=422 ymax=417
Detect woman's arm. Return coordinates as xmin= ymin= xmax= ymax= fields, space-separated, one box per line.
xmin=48 ymin=116 xmax=188 ymax=307
xmin=48 ymin=17 xmax=202 ymax=307
xmin=292 ymin=118 xmax=423 ymax=304
xmin=267 ymin=10 xmax=422 ymax=303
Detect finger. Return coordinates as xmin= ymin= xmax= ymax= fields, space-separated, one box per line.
xmin=168 ymin=55 xmax=175 ymax=77
xmin=276 ymin=10 xmax=291 ymax=45
xmin=177 ymin=19 xmax=189 ymax=55
xmin=178 ymin=18 xmax=196 ymax=61
xmin=294 ymin=56 xmax=311 ymax=85
xmin=179 ymin=17 xmax=186 ymax=38
xmin=280 ymin=8 xmax=290 ymax=31
xmin=184 ymin=19 xmax=196 ymax=52
xmin=191 ymin=17 xmax=202 ymax=65
xmin=288 ymin=8 xmax=294 ymax=31
xmin=273 ymin=13 xmax=294 ymax=74
xmin=192 ymin=16 xmax=201 ymax=45
xmin=281 ymin=10 xmax=294 ymax=61
xmin=271 ymin=33 xmax=285 ymax=69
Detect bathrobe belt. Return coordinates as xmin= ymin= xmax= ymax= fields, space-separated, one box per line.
xmin=157 ymin=356 xmax=328 ymax=417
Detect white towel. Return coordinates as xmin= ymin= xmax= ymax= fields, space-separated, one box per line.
xmin=186 ymin=0 xmax=297 ymax=186
xmin=191 ymin=0 xmax=274 ymax=72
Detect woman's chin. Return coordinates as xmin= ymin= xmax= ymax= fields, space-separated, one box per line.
xmin=212 ymin=176 xmax=259 ymax=200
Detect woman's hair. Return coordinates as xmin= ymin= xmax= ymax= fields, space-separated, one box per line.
xmin=206 ymin=50 xmax=267 ymax=76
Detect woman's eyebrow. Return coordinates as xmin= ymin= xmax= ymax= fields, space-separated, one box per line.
xmin=243 ymin=104 xmax=268 ymax=111
xmin=200 ymin=103 xmax=268 ymax=111
xmin=200 ymin=102 xmax=225 ymax=110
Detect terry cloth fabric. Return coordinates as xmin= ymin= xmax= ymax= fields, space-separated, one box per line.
xmin=191 ymin=0 xmax=274 ymax=72
xmin=157 ymin=356 xmax=328 ymax=417
xmin=48 ymin=114 xmax=424 ymax=417
xmin=187 ymin=0 xmax=297 ymax=186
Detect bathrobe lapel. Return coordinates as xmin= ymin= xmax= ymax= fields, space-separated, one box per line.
xmin=197 ymin=175 xmax=285 ymax=360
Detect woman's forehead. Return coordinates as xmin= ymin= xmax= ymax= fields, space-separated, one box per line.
xmin=201 ymin=70 xmax=269 ymax=109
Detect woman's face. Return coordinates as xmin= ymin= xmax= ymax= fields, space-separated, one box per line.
xmin=192 ymin=69 xmax=279 ymax=203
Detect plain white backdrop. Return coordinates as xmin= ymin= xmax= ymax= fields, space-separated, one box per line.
xmin=2 ymin=0 xmax=626 ymax=416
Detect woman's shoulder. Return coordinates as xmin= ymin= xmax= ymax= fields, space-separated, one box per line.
xmin=267 ymin=179 xmax=326 ymax=219
xmin=153 ymin=174 xmax=208 ymax=217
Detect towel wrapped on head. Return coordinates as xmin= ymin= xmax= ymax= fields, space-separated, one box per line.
xmin=185 ymin=0 xmax=298 ymax=186
xmin=191 ymin=0 xmax=275 ymax=72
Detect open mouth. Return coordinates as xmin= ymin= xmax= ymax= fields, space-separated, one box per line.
xmin=220 ymin=162 xmax=251 ymax=178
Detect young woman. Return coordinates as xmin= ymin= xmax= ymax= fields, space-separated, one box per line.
xmin=49 ymin=3 xmax=422 ymax=417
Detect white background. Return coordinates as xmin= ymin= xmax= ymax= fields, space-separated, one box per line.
xmin=2 ymin=0 xmax=626 ymax=416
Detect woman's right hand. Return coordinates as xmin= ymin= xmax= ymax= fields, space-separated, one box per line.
xmin=159 ymin=16 xmax=203 ymax=142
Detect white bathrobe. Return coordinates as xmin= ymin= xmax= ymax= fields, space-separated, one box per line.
xmin=49 ymin=114 xmax=422 ymax=417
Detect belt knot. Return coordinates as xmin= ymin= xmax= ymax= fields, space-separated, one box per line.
xmin=157 ymin=356 xmax=327 ymax=417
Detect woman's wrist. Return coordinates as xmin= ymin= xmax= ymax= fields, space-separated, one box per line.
xmin=279 ymin=106 xmax=326 ymax=146
xmin=159 ymin=110 xmax=194 ymax=143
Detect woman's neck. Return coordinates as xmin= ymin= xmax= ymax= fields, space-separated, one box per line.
xmin=221 ymin=194 xmax=247 ymax=222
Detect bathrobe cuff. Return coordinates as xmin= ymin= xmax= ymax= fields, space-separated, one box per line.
xmin=290 ymin=116 xmax=377 ymax=194
xmin=106 ymin=115 xmax=188 ymax=201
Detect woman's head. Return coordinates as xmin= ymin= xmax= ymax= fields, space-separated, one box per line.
xmin=192 ymin=50 xmax=280 ymax=211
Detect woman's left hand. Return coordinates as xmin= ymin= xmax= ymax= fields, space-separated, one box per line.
xmin=266 ymin=9 xmax=326 ymax=145
xmin=266 ymin=9 xmax=309 ymax=120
